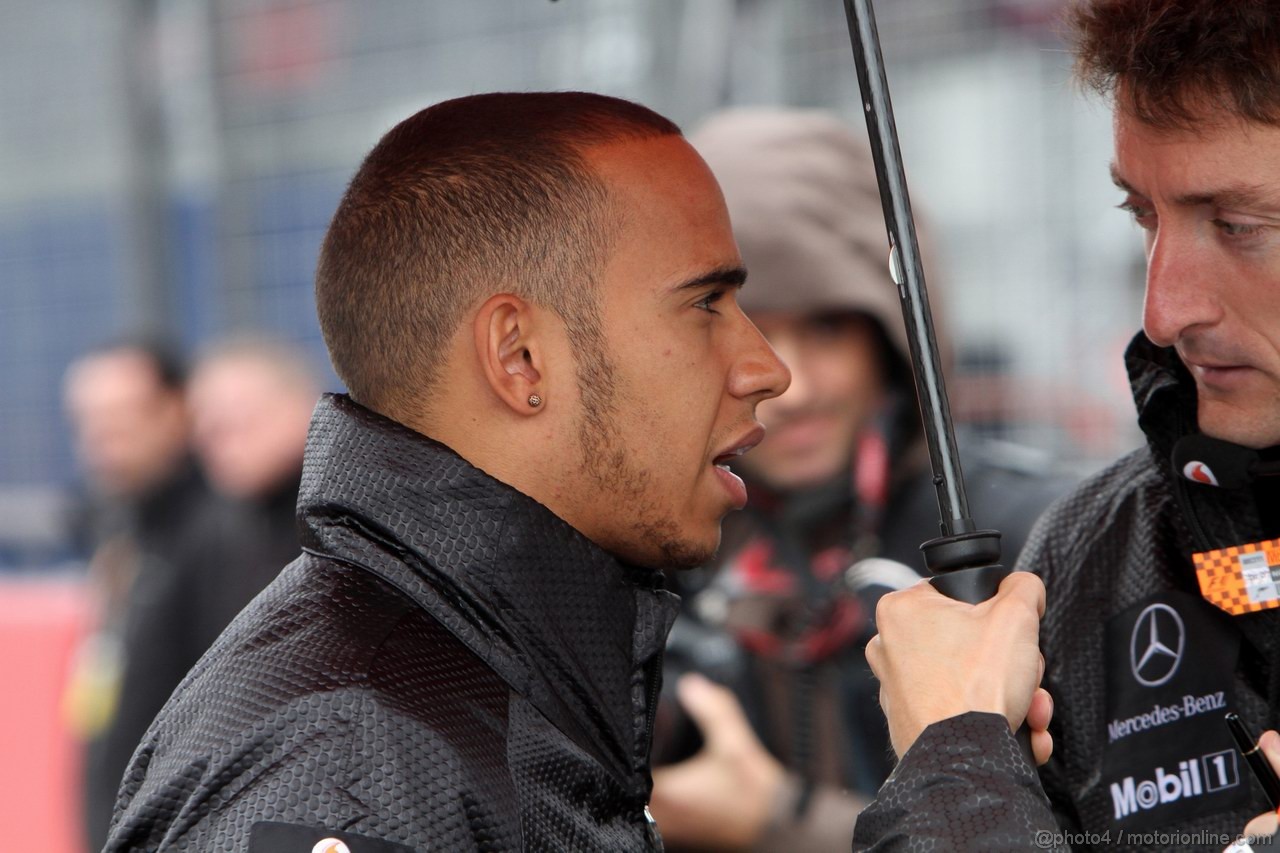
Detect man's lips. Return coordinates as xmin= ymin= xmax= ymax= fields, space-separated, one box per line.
xmin=711 ymin=425 xmax=765 ymax=509
xmin=1184 ymin=358 xmax=1258 ymax=390
xmin=711 ymin=425 xmax=766 ymax=467
xmin=713 ymin=465 xmax=748 ymax=508
xmin=1179 ymin=342 xmax=1254 ymax=373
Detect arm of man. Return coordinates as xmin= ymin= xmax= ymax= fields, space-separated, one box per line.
xmin=649 ymin=673 xmax=868 ymax=852
xmin=852 ymin=572 xmax=1067 ymax=851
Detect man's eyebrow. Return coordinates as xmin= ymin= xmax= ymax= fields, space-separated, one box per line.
xmin=1110 ymin=163 xmax=1280 ymax=211
xmin=673 ymin=265 xmax=748 ymax=292
xmin=1173 ymin=184 xmax=1280 ymax=210
xmin=1109 ymin=164 xmax=1139 ymax=196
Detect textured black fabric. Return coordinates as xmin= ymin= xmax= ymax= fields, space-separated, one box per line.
xmin=851 ymin=713 xmax=1065 ymax=852
xmin=105 ymin=393 xmax=680 ymax=851
xmin=1025 ymin=333 xmax=1280 ymax=850
xmin=249 ymin=821 xmax=418 ymax=852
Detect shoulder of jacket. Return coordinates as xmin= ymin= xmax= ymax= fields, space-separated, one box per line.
xmin=1017 ymin=447 xmax=1167 ymax=579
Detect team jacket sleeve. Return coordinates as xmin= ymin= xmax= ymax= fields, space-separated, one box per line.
xmin=851 ymin=712 xmax=1068 ymax=852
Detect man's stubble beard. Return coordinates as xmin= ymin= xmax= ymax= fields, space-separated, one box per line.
xmin=1197 ymin=395 xmax=1280 ymax=450
xmin=571 ymin=332 xmax=716 ymax=570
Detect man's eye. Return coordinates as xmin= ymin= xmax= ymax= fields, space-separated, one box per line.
xmin=1212 ymin=219 xmax=1266 ymax=239
xmin=1117 ymin=201 xmax=1156 ymax=230
xmin=694 ymin=290 xmax=725 ymax=313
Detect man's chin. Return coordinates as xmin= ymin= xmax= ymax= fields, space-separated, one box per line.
xmin=612 ymin=524 xmax=719 ymax=571
xmin=645 ymin=531 xmax=719 ymax=570
xmin=1198 ymin=402 xmax=1280 ymax=450
xmin=660 ymin=540 xmax=718 ymax=571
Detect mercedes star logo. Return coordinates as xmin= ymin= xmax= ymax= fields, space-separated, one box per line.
xmin=1129 ymin=603 xmax=1186 ymax=687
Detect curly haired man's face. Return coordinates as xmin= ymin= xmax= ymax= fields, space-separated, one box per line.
xmin=1114 ymin=106 xmax=1280 ymax=448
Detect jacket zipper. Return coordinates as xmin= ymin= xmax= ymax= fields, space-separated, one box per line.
xmin=1172 ymin=476 xmax=1212 ymax=553
xmin=643 ymin=647 xmax=665 ymax=851
xmin=644 ymin=647 xmax=663 ymax=751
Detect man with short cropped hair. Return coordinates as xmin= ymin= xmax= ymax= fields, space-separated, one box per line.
xmin=105 ymin=92 xmax=789 ymax=852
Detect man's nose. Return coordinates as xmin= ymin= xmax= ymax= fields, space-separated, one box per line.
xmin=730 ymin=319 xmax=791 ymax=403
xmin=1142 ymin=229 xmax=1223 ymax=347
xmin=759 ymin=335 xmax=813 ymax=414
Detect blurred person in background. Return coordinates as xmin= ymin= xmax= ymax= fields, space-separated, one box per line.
xmin=189 ymin=335 xmax=317 ymax=531
xmin=648 ymin=109 xmax=1068 ymax=852
xmin=80 ymin=336 xmax=318 ymax=851
xmin=62 ymin=336 xmax=201 ymax=565
xmin=59 ymin=336 xmax=214 ymax=850
xmin=175 ymin=335 xmax=319 ymax=655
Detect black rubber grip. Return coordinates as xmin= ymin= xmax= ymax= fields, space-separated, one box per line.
xmin=928 ymin=563 xmax=1010 ymax=603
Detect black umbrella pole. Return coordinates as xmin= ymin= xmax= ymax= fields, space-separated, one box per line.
xmin=841 ymin=0 xmax=1005 ymax=602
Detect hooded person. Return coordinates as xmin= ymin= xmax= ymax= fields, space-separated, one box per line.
xmin=648 ymin=108 xmax=1069 ymax=852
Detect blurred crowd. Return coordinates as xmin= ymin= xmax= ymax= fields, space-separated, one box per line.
xmin=58 ymin=334 xmax=320 ymax=851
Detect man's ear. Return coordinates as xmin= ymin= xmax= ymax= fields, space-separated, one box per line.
xmin=473 ymin=293 xmax=545 ymax=416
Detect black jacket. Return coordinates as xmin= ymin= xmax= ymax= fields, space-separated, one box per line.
xmin=1030 ymin=334 xmax=1280 ymax=850
xmin=851 ymin=713 xmax=1063 ymax=852
xmin=849 ymin=333 xmax=1280 ymax=851
xmin=105 ymin=394 xmax=679 ymax=852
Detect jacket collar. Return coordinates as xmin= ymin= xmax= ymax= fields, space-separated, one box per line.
xmin=1126 ymin=332 xmax=1197 ymax=458
xmin=296 ymin=394 xmax=678 ymax=787
xmin=1125 ymin=332 xmax=1264 ymax=551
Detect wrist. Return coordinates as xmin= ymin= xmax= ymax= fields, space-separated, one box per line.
xmin=736 ymin=746 xmax=786 ymax=844
xmin=891 ymin=697 xmax=985 ymax=757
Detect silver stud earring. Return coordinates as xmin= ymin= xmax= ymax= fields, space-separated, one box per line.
xmin=527 ymin=394 xmax=542 ymax=408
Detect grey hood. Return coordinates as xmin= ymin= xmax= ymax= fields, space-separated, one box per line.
xmin=691 ymin=107 xmax=950 ymax=374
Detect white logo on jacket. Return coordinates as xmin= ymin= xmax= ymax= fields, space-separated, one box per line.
xmin=1129 ymin=603 xmax=1185 ymax=687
